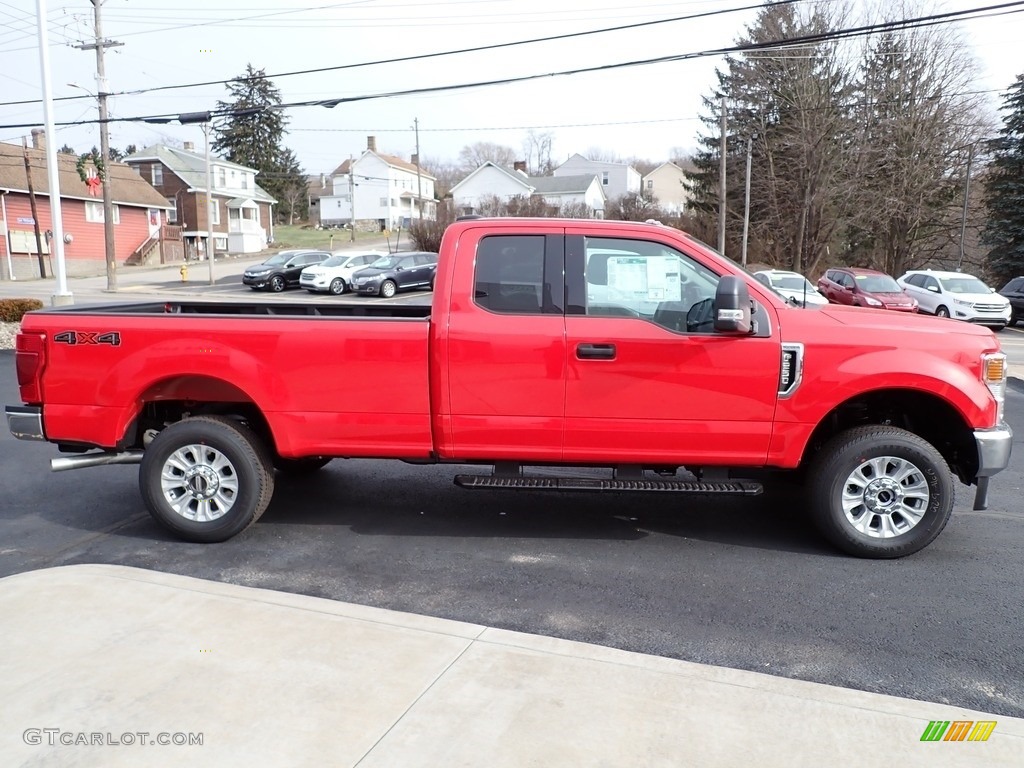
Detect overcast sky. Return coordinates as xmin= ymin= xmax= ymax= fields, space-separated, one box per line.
xmin=1 ymin=0 xmax=1021 ymax=176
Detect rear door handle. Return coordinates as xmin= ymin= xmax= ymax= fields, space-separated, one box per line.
xmin=576 ymin=343 xmax=616 ymax=360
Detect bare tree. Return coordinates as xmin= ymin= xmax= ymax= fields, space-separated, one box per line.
xmin=523 ymin=130 xmax=555 ymax=174
xmin=457 ymin=142 xmax=517 ymax=173
xmin=846 ymin=10 xmax=986 ymax=276
xmin=605 ymin=190 xmax=666 ymax=222
xmin=583 ymin=147 xmax=622 ymax=162
xmin=421 ymin=156 xmax=462 ymax=200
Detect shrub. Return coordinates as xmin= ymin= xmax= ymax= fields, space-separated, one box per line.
xmin=0 ymin=298 xmax=44 ymax=323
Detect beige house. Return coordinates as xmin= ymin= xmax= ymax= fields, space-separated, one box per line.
xmin=642 ymin=162 xmax=690 ymax=215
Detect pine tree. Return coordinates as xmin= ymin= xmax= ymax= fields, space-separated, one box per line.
xmin=212 ymin=64 xmax=305 ymax=222
xmin=982 ymin=74 xmax=1024 ymax=282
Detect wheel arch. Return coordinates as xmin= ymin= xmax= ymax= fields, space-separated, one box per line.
xmin=799 ymin=388 xmax=978 ymax=485
xmin=114 ymin=373 xmax=280 ymax=457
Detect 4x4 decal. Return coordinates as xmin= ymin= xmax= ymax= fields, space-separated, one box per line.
xmin=53 ymin=331 xmax=122 ymax=347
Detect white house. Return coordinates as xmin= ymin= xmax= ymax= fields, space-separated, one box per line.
xmin=450 ymin=161 xmax=605 ymax=218
xmin=319 ymin=137 xmax=436 ymax=230
xmin=529 ymin=175 xmax=606 ymax=216
xmin=449 ymin=162 xmax=533 ymax=215
xmin=643 ymin=162 xmax=690 ymax=215
xmin=552 ymin=154 xmax=641 ymax=203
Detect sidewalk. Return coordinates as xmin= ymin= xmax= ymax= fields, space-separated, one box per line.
xmin=1 ymin=565 xmax=1021 ymax=767
xmin=0 ymin=235 xmax=396 ymax=304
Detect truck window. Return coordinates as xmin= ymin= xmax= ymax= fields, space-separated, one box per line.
xmin=474 ymin=235 xmax=546 ymax=314
xmin=581 ymin=237 xmax=720 ymax=333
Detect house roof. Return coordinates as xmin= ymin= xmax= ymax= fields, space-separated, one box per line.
xmin=643 ymin=162 xmax=685 ymax=180
xmin=330 ymin=151 xmax=436 ymax=180
xmin=0 ymin=142 xmax=172 ymax=209
xmin=449 ymin=162 xmax=532 ymax=194
xmin=124 ymin=144 xmax=275 ymax=204
xmin=528 ymin=174 xmax=602 ymax=196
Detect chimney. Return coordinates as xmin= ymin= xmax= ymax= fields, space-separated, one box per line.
xmin=31 ymin=128 xmax=45 ymax=151
xmin=367 ymin=136 xmax=377 ymax=152
xmin=513 ymin=160 xmax=527 ymax=174
xmin=183 ymin=141 xmax=194 ymax=151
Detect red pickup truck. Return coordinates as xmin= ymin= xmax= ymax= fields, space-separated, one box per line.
xmin=5 ymin=218 xmax=1012 ymax=558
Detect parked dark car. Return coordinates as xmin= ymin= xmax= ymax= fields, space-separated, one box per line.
xmin=242 ymin=249 xmax=331 ymax=292
xmin=817 ymin=267 xmax=918 ymax=312
xmin=350 ymin=252 xmax=438 ymax=297
xmin=999 ymin=276 xmax=1024 ymax=326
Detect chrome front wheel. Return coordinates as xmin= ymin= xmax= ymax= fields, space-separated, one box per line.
xmin=808 ymin=426 xmax=953 ymax=558
xmin=840 ymin=455 xmax=930 ymax=538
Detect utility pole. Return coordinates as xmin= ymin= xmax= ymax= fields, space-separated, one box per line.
xmin=957 ymin=142 xmax=975 ymax=272
xmin=414 ymin=118 xmax=423 ymax=221
xmin=741 ymin=135 xmax=753 ymax=268
xmin=203 ymin=121 xmax=215 ymax=285
xmin=22 ymin=138 xmax=47 ymax=278
xmin=718 ymin=96 xmax=727 ymax=256
xmin=75 ymin=0 xmax=122 ymax=292
xmin=348 ymin=155 xmax=356 ymax=243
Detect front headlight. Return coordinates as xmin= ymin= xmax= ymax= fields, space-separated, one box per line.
xmin=982 ymin=352 xmax=1007 ymax=425
xmin=954 ymin=298 xmax=973 ymax=307
xmin=863 ymin=296 xmax=882 ymax=307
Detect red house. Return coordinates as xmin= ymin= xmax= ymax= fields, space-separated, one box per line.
xmin=0 ymin=132 xmax=175 ymax=281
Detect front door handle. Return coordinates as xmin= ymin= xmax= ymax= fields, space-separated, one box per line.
xmin=576 ymin=343 xmax=616 ymax=360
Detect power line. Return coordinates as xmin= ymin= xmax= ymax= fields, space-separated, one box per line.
xmin=1 ymin=2 xmax=1020 ymax=132
xmin=0 ymin=0 xmax=803 ymax=107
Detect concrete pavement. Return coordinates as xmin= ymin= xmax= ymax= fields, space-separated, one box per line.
xmin=1 ymin=564 xmax=1021 ymax=767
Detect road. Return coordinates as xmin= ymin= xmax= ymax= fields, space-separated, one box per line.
xmin=2 ymin=351 xmax=1023 ymax=718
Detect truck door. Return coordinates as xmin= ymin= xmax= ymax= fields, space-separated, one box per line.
xmin=562 ymin=232 xmax=780 ymax=465
xmin=439 ymin=230 xmax=567 ymax=460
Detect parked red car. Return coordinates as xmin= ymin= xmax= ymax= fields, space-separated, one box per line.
xmin=817 ymin=267 xmax=918 ymax=312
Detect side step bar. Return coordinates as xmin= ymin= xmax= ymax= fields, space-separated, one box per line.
xmin=454 ymin=474 xmax=762 ymax=495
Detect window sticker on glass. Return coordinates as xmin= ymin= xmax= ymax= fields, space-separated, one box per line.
xmin=606 ymin=256 xmax=681 ymax=303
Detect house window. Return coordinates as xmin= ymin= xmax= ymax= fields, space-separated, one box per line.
xmin=602 ymin=172 xmax=609 ymax=186
xmin=85 ymin=202 xmax=119 ymax=223
xmin=647 ymin=180 xmax=654 ymax=190
xmin=215 ymin=236 xmax=227 ymax=250
xmin=208 ymin=199 xmax=220 ymax=226
xmin=151 ymin=165 xmax=163 ymax=185
xmin=166 ymin=198 xmax=177 ymax=223
xmin=380 ymin=197 xmax=388 ymax=206
xmin=218 ymin=168 xmax=226 ymax=187
xmin=242 ymin=174 xmax=249 ymax=190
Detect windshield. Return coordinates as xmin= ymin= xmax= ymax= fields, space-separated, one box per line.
xmin=370 ymin=257 xmax=398 ymax=269
xmin=772 ymin=275 xmax=814 ymax=292
xmin=856 ymin=275 xmax=901 ymax=293
xmin=321 ymin=255 xmax=348 ymax=267
xmin=261 ymin=254 xmax=290 ymax=266
xmin=939 ymin=276 xmax=990 ymax=294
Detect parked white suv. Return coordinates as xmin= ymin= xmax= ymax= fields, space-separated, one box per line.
xmin=300 ymin=250 xmax=388 ymax=295
xmin=897 ymin=270 xmax=1012 ymax=329
xmin=752 ymin=269 xmax=829 ymax=307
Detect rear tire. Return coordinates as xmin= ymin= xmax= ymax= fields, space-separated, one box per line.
xmin=380 ymin=280 xmax=397 ymax=298
xmin=139 ymin=416 xmax=275 ymax=542
xmin=806 ymin=425 xmax=953 ymax=558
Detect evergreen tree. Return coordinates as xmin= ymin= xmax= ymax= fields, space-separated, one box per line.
xmin=212 ymin=64 xmax=305 ymax=222
xmin=982 ymin=75 xmax=1024 ymax=282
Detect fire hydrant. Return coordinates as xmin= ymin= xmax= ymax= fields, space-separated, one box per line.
xmin=180 ymin=263 xmax=189 ymax=282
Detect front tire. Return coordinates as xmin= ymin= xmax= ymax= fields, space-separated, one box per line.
xmin=806 ymin=426 xmax=954 ymax=558
xmin=270 ymin=275 xmax=286 ymax=292
xmin=329 ymin=278 xmax=346 ymax=295
xmin=936 ymin=306 xmax=950 ymax=318
xmin=139 ymin=416 xmax=275 ymax=542
xmin=380 ymin=280 xmax=397 ymax=298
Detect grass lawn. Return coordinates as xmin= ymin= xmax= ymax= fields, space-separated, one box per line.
xmin=271 ymin=224 xmax=389 ymax=251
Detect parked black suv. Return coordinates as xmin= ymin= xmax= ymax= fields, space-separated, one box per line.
xmin=242 ymin=249 xmax=331 ymax=292
xmin=999 ymin=277 xmax=1024 ymax=326
xmin=349 ymin=252 xmax=438 ymax=297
